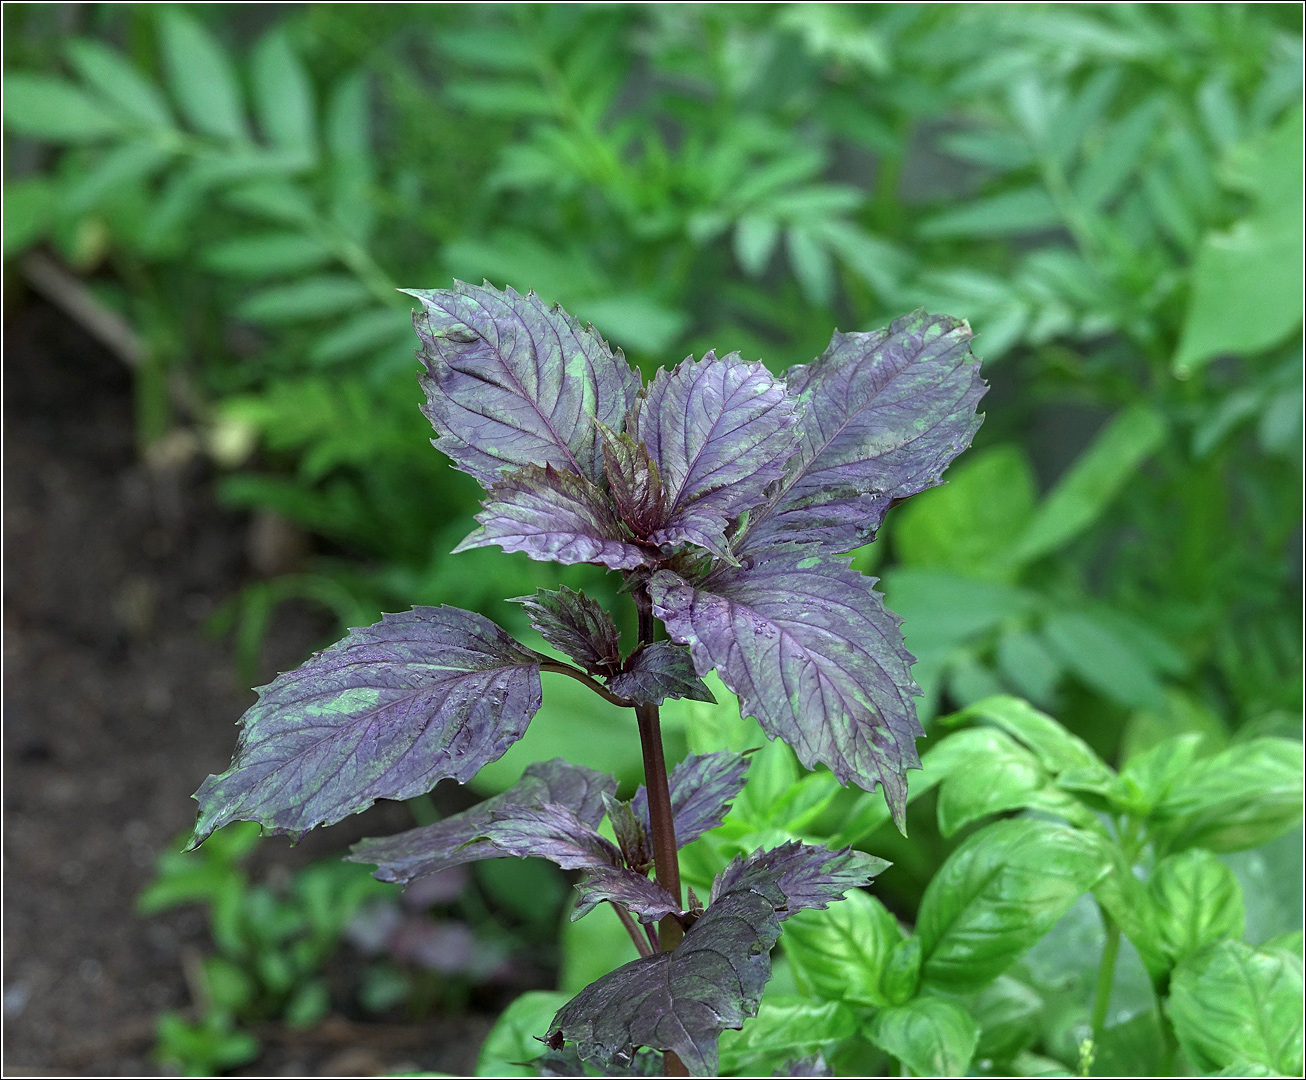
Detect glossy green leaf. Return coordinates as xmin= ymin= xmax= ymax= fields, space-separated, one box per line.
xmin=3 ymin=74 xmax=124 ymax=141
xmin=1152 ymin=738 xmax=1304 ymax=853
xmin=949 ymin=695 xmax=1106 ymax=776
xmin=66 ymin=39 xmax=173 ymax=128
xmin=917 ymin=818 xmax=1111 ymax=992
xmin=159 ymin=10 xmax=249 ymax=141
xmin=251 ymin=29 xmax=317 ymax=162
xmin=781 ymin=888 xmax=903 ymax=1006
xmin=971 ymin=975 xmax=1043 ymax=1061
xmin=1113 ymin=733 xmax=1207 ymax=816
xmin=935 ymin=729 xmax=1047 ymax=838
xmin=1011 ymin=404 xmax=1166 ymax=565
xmin=476 ymin=990 xmax=569 ymax=1077
xmin=718 ymin=996 xmax=857 ymax=1074
xmin=866 ymin=996 xmax=979 ymax=1077
xmin=1168 ymin=939 xmax=1304 ymax=1075
xmin=879 ymin=935 xmax=923 ymax=1006
xmin=1147 ymin=849 xmax=1244 ymax=968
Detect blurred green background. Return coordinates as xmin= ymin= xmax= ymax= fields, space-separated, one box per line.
xmin=5 ymin=2 xmax=1300 ymax=1070
xmin=3 ymin=1 xmax=1301 ymax=1066
xmin=7 ymin=2 xmax=1299 ymax=760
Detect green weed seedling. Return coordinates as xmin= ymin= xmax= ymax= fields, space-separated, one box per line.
xmin=138 ymin=821 xmax=396 ymax=1076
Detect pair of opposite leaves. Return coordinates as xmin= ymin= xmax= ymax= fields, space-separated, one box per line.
xmin=351 ymin=752 xmax=888 ymax=1076
xmin=191 ymin=281 xmax=985 ymax=849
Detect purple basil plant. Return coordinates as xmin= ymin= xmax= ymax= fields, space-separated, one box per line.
xmin=189 ymin=282 xmax=986 ymax=1076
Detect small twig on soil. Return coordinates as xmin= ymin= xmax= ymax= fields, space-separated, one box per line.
xmin=19 ymin=251 xmax=145 ymax=369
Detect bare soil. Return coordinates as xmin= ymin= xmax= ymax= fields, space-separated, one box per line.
xmin=3 ymin=294 xmax=496 ymax=1076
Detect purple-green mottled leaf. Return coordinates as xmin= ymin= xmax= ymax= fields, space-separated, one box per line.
xmin=603 ymin=792 xmax=651 ymax=872
xmin=479 ymin=802 xmax=622 ymax=870
xmin=346 ymin=759 xmax=617 ymax=884
xmin=650 ymin=547 xmax=922 ymax=829
xmin=453 ymin=463 xmax=653 ymax=570
xmin=631 ymin=751 xmax=750 ymax=849
xmin=512 ymin=587 xmax=622 ymax=675
xmin=409 ymin=282 xmax=640 ymax=486
xmin=629 ymin=352 xmax=798 ymax=557
xmin=549 ymin=842 xmax=882 ymax=1075
xmin=600 ymin=425 xmax=667 ymax=539
xmin=573 ymin=865 xmax=681 ymax=923
xmin=607 ymin=642 xmax=717 ymax=707
xmin=740 ymin=311 xmax=985 ymax=554
xmin=709 ymin=841 xmax=889 ymax=913
xmin=190 ymin=607 xmax=543 ymax=847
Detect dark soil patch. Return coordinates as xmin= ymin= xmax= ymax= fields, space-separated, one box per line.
xmin=2 ymin=293 xmax=501 ymax=1076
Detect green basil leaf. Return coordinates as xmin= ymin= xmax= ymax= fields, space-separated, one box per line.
xmin=781 ymin=888 xmax=902 ymax=1006
xmin=971 ymin=975 xmax=1042 ymax=1061
xmin=718 ymin=996 xmax=857 ymax=1075
xmin=936 ymin=729 xmax=1047 ymax=838
xmin=879 ymin=935 xmax=922 ymax=1006
xmin=475 ymin=990 xmax=569 ymax=1077
xmin=1113 ymin=733 xmax=1207 ymax=816
xmin=1153 ymin=737 xmax=1304 ymax=853
xmin=1263 ymin=931 xmax=1304 ymax=960
xmin=866 ymin=996 xmax=979 ymax=1077
xmin=917 ymin=818 xmax=1111 ymax=992
xmin=949 ymin=695 xmax=1107 ymax=776
xmin=1167 ymin=940 xmax=1303 ymax=1076
xmin=1148 ymin=849 xmax=1244 ymax=968
xmin=1092 ymin=842 xmax=1170 ymax=984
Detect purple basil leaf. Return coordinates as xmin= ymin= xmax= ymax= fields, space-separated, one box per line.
xmin=347 ymin=759 xmax=618 ymax=884
xmin=600 ymin=425 xmax=667 ymax=540
xmin=190 ymin=607 xmax=544 ymax=847
xmin=607 ymin=642 xmax=717 ymax=707
xmin=479 ymin=802 xmax=622 ymax=871
xmin=550 ymin=877 xmax=778 ymax=1073
xmin=649 ymin=548 xmax=922 ymax=830
xmin=708 ymin=840 xmax=889 ymax=915
xmin=603 ymin=793 xmax=650 ymax=872
xmin=631 ymin=751 xmax=750 ymax=849
xmin=549 ymin=842 xmax=881 ymax=1074
xmin=573 ymin=865 xmax=681 ymax=924
xmin=629 ymin=352 xmax=798 ymax=558
xmin=538 ymin=1047 xmax=662 ymax=1077
xmin=454 ymin=463 xmax=653 ymax=571
xmin=739 ymin=312 xmax=986 ymax=554
xmin=408 ymin=282 xmax=640 ymax=486
xmin=513 ymin=587 xmax=623 ymax=675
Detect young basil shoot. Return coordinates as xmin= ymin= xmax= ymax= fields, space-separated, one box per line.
xmin=188 ymin=282 xmax=986 ymax=1076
